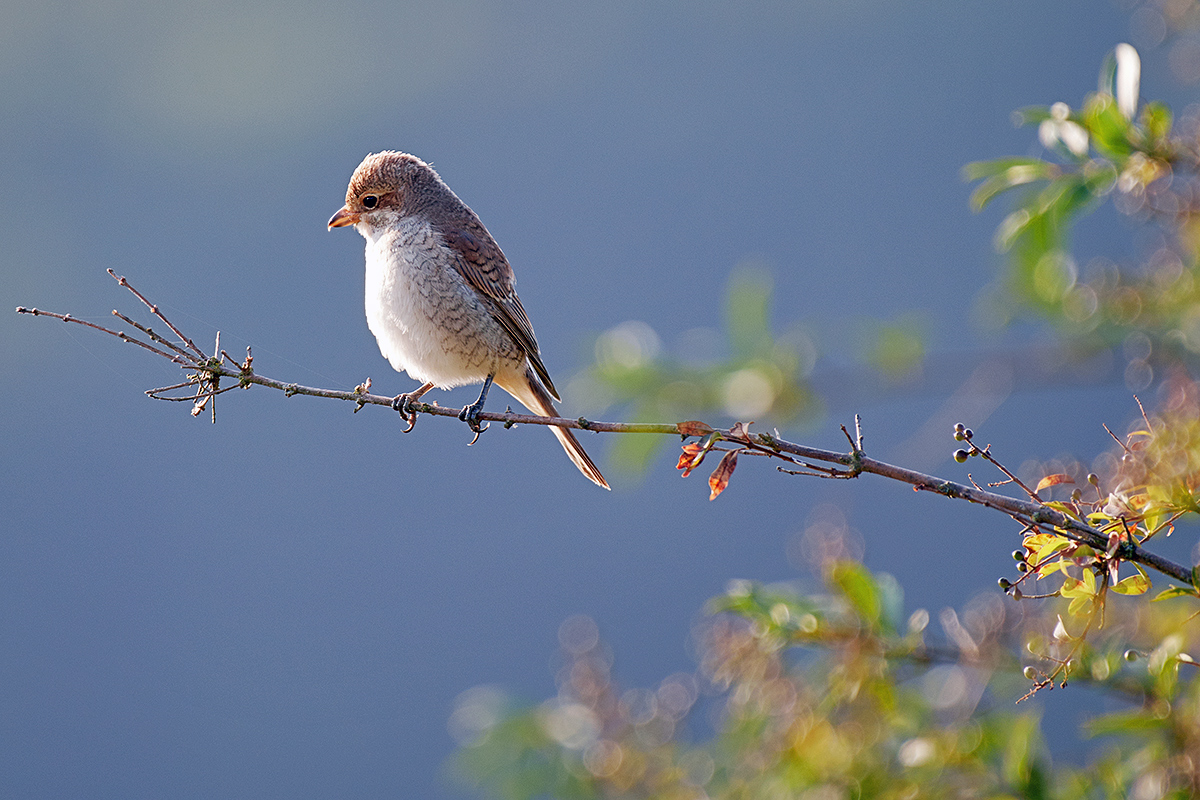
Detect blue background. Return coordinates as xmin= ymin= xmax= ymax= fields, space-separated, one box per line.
xmin=3 ymin=2 xmax=1186 ymax=797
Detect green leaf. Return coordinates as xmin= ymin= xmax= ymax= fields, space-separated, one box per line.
xmin=830 ymin=561 xmax=883 ymax=629
xmin=1067 ymin=593 xmax=1093 ymax=616
xmin=724 ymin=264 xmax=773 ymax=358
xmin=964 ymin=158 xmax=1060 ymax=211
xmin=1111 ymin=567 xmax=1150 ymax=596
xmin=1060 ymin=577 xmax=1088 ymax=598
xmin=1154 ymin=585 xmax=1200 ymax=601
xmin=1083 ymin=710 xmax=1166 ymax=738
xmin=1140 ymin=100 xmax=1172 ymax=146
xmin=1042 ymin=500 xmax=1081 ymax=521
xmin=1083 ymin=94 xmax=1132 ymax=158
xmin=1053 ymin=179 xmax=1098 ymax=220
xmin=995 ymin=208 xmax=1036 ymax=252
xmin=1029 ymin=536 xmax=1071 ymax=567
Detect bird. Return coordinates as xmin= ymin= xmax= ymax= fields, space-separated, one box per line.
xmin=328 ymin=151 xmax=609 ymax=490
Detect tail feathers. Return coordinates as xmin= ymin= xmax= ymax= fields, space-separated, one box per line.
xmin=499 ymin=368 xmax=610 ymax=490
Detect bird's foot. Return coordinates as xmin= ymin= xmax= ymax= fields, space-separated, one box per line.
xmin=391 ymin=392 xmax=424 ymax=433
xmin=458 ymin=400 xmax=490 ymax=444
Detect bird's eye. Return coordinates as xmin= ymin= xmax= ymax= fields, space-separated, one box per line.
xmin=361 ymin=194 xmax=379 ymax=209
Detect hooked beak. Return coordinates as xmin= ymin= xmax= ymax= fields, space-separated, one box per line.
xmin=327 ymin=206 xmax=359 ymax=230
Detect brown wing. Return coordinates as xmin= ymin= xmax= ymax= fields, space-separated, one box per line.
xmin=438 ymin=222 xmax=560 ymax=400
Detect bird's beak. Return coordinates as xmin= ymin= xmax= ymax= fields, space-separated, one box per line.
xmin=327 ymin=206 xmax=359 ymax=229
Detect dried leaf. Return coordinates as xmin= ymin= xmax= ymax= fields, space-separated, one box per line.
xmin=1036 ymin=473 xmax=1075 ymax=492
xmin=729 ymin=422 xmax=753 ymax=441
xmin=708 ymin=450 xmax=739 ymax=501
xmin=677 ymin=420 xmax=714 ymax=437
xmin=678 ymin=442 xmax=706 ymax=478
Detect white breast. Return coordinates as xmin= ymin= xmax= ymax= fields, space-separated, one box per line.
xmin=359 ymin=217 xmax=513 ymax=388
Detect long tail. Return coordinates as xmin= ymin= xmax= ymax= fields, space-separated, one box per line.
xmin=498 ymin=367 xmax=610 ymax=490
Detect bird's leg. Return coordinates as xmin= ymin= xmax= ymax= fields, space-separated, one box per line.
xmin=392 ymin=382 xmax=435 ymax=433
xmin=459 ymin=374 xmax=493 ymax=438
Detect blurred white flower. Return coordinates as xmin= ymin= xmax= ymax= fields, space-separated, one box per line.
xmin=1115 ymin=43 xmax=1141 ymax=119
xmin=1038 ymin=102 xmax=1089 ymax=157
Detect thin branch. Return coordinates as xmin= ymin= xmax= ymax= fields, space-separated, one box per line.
xmin=106 ymin=269 xmax=206 ymax=359
xmin=14 ymin=274 xmax=1198 ymax=589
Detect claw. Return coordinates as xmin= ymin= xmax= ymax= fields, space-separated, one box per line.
xmin=391 ymin=393 xmax=419 ymax=432
xmin=466 ymin=421 xmax=489 ymax=445
xmin=391 ymin=381 xmax=434 ymax=433
xmin=458 ymin=400 xmax=488 ymax=435
xmin=457 ymin=374 xmax=494 ymax=441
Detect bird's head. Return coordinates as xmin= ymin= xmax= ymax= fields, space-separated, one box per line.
xmin=328 ymin=150 xmax=441 ymax=233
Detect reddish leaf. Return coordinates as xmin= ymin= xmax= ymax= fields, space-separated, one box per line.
xmin=677 ymin=420 xmax=714 ymax=437
xmin=708 ymin=450 xmax=739 ymax=500
xmin=678 ymin=442 xmax=706 ymax=478
xmin=1035 ymin=473 xmax=1075 ymax=492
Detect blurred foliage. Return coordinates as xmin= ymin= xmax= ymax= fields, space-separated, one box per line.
xmin=577 ymin=263 xmax=824 ymax=472
xmin=452 ymin=559 xmax=1200 ymax=799
xmin=456 ymin=41 xmax=1200 ymax=800
xmin=958 ymin=43 xmax=1200 ymax=631
xmin=965 ymin=44 xmax=1200 ymax=364
xmin=576 ymin=263 xmax=933 ymax=472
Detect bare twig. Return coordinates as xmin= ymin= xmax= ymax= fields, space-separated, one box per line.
xmin=106 ymin=269 xmax=206 ymax=358
xmin=14 ymin=274 xmax=1198 ymax=589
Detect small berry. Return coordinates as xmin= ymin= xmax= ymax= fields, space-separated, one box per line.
xmin=1023 ymin=666 xmax=1037 ymax=680
xmin=1012 ymin=549 xmax=1026 ymax=562
xmin=1017 ymin=561 xmax=1029 ymax=573
xmin=998 ymin=577 xmax=1012 ymax=590
xmin=1070 ymin=488 xmax=1083 ymax=502
xmin=954 ymin=449 xmax=969 ymax=463
xmin=1123 ymin=649 xmax=1138 ymax=662
xmin=963 ymin=428 xmax=974 ymax=440
xmin=954 ymin=422 xmax=965 ymax=433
